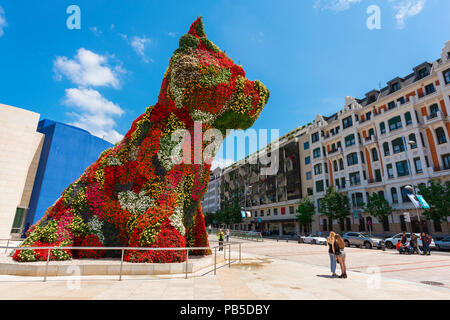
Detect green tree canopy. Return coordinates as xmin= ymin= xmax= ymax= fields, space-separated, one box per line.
xmin=417 ymin=180 xmax=450 ymax=223
xmin=321 ymin=187 xmax=351 ymax=230
xmin=296 ymin=197 xmax=315 ymax=233
xmin=363 ymin=192 xmax=393 ymax=225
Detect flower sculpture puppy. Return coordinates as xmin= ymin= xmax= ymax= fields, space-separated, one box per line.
xmin=14 ymin=17 xmax=270 ymax=263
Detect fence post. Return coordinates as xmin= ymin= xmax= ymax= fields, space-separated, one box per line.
xmin=239 ymin=243 xmax=241 ymax=263
xmin=228 ymin=244 xmax=231 ymax=268
xmin=43 ymin=248 xmax=50 ymax=282
xmin=185 ymin=249 xmax=189 ymax=279
xmin=119 ymin=249 xmax=124 ymax=281
xmin=214 ymin=247 xmax=217 ymax=275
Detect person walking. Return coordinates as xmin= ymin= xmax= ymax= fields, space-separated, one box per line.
xmin=421 ymin=232 xmax=432 ymax=256
xmin=225 ymin=229 xmax=230 ymax=242
xmin=335 ymin=234 xmax=347 ymax=279
xmin=327 ymin=231 xmax=338 ymax=277
xmin=218 ymin=229 xmax=224 ymax=251
xmin=410 ymin=233 xmax=421 ymax=255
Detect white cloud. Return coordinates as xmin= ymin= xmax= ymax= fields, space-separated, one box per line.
xmin=54 ymin=48 xmax=123 ymax=88
xmin=168 ymin=32 xmax=179 ymax=38
xmin=121 ymin=34 xmax=153 ymax=63
xmin=89 ymin=26 xmax=102 ymax=37
xmin=63 ymin=88 xmax=124 ymax=143
xmin=390 ymin=0 xmax=427 ymax=29
xmin=0 ymin=6 xmax=7 ymax=37
xmin=211 ymin=158 xmax=235 ymax=170
xmin=313 ymin=0 xmax=362 ymax=12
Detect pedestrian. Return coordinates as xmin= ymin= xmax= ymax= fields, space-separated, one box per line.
xmin=396 ymin=239 xmax=403 ymax=254
xmin=208 ymin=225 xmax=212 ymax=235
xmin=410 ymin=233 xmax=421 ymax=255
xmin=401 ymin=232 xmax=408 ymax=244
xmin=335 ymin=234 xmax=347 ymax=278
xmin=327 ymin=231 xmax=338 ymax=277
xmin=421 ymin=232 xmax=432 ymax=256
xmin=226 ymin=229 xmax=230 ymax=242
xmin=218 ymin=229 xmax=224 ymax=251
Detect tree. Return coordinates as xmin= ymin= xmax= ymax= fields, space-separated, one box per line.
xmin=418 ymin=180 xmax=450 ymax=232
xmin=321 ymin=187 xmax=351 ymax=232
xmin=204 ymin=212 xmax=215 ymax=227
xmin=296 ymin=197 xmax=315 ymax=234
xmin=363 ymin=192 xmax=393 ymax=231
xmin=216 ymin=198 xmax=242 ymax=227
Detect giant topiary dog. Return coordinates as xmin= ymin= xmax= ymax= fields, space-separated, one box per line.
xmin=14 ymin=17 xmax=270 ymax=263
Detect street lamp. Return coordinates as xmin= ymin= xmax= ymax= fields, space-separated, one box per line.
xmin=243 ymin=184 xmax=252 ymax=231
xmin=404 ymin=185 xmax=423 ymax=234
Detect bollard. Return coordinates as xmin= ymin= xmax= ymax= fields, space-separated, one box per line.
xmin=228 ymin=244 xmax=231 ymax=268
xmin=185 ymin=249 xmax=189 ymax=279
xmin=214 ymin=247 xmax=217 ymax=275
xmin=119 ymin=249 xmax=124 ymax=281
xmin=239 ymin=243 xmax=241 ymax=263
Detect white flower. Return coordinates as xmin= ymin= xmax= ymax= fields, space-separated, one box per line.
xmin=87 ymin=216 xmax=105 ymax=244
xmin=118 ymin=190 xmax=154 ymax=215
xmin=169 ymin=206 xmax=185 ymax=235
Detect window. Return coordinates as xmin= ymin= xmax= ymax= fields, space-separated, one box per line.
xmin=392 ymin=137 xmax=405 ymax=154
xmin=274 ymin=208 xmax=278 ymax=215
xmin=375 ymin=169 xmax=382 ymax=182
xmin=382 ymin=216 xmax=390 ymax=232
xmin=289 ymin=206 xmax=295 ymax=214
xmin=409 ymin=133 xmax=417 ymax=149
xmin=347 ymin=153 xmax=358 ymax=166
xmin=349 ymin=172 xmax=361 ymax=186
xmin=346 ymin=218 xmax=352 ymax=231
xmin=444 ymin=68 xmax=450 ymax=85
xmin=304 ymin=141 xmax=310 ymax=150
xmin=307 ymin=187 xmax=314 ymax=196
xmin=388 ymin=101 xmax=396 ymax=110
xmin=339 ymin=158 xmax=344 ymax=170
xmin=396 ymin=160 xmax=410 ymax=177
xmin=342 ymin=116 xmax=353 ymax=129
xmin=400 ymin=186 xmax=410 ymax=202
xmin=400 ymin=214 xmax=407 ymax=231
xmin=314 ymin=164 xmax=322 ymax=175
xmin=436 ymin=127 xmax=447 ymax=144
xmin=306 ymin=171 xmax=312 ymax=180
xmin=324 ymin=162 xmax=328 ymax=173
xmin=311 ymin=132 xmax=319 ymax=143
xmin=368 ymin=128 xmax=375 ymax=137
xmin=417 ymin=67 xmax=429 ymax=79
xmin=260 ymin=210 xmax=264 ymax=217
xmin=380 ymin=122 xmax=386 ymax=134
xmin=360 ymin=151 xmax=365 ymax=164
xmin=397 ymin=97 xmax=406 ymax=105
xmin=425 ymin=83 xmax=436 ymax=95
xmin=267 ymin=209 xmax=271 ymax=216
xmin=10 ymin=207 xmax=27 ymax=234
xmin=391 ymin=187 xmax=399 ymax=204
xmin=341 ymin=177 xmax=346 ymax=188
xmin=352 ymin=192 xmax=364 ymax=207
xmin=333 ymin=160 xmax=338 ymax=171
xmin=305 ymin=156 xmax=311 ymax=165
xmin=371 ymin=148 xmax=379 ymax=162
xmin=388 ymin=116 xmax=402 ymax=131
xmin=383 ymin=142 xmax=390 ymax=156
xmin=404 ymin=112 xmax=412 ymax=126
xmin=335 ymin=179 xmax=340 ymax=187
xmin=442 ymin=154 xmax=450 ymax=170
xmin=434 ymin=220 xmax=442 ymax=232
xmin=316 ymin=180 xmax=324 ymax=193
xmin=366 ymin=112 xmax=372 ymax=121
xmin=345 ymin=134 xmax=356 ymax=147
xmin=313 ymin=148 xmax=321 ymax=159
xmin=430 ymin=103 xmax=439 ymax=116
xmin=414 ymin=157 xmax=423 ymax=174
xmin=391 ymin=82 xmax=400 ymax=92
xmin=387 ymin=164 xmax=394 ymax=179
xmin=323 ymin=219 xmax=328 ymax=231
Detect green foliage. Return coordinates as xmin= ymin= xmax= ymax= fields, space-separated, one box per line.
xmin=215 ymin=199 xmax=242 ymax=225
xmin=296 ymin=197 xmax=315 ymax=232
xmin=321 ymin=187 xmax=351 ymax=226
xmin=204 ymin=212 xmax=215 ymax=226
xmin=178 ymin=34 xmax=199 ymax=52
xmin=417 ymin=180 xmax=450 ymax=222
xmin=39 ymin=221 xmax=59 ymax=243
xmin=67 ymin=215 xmax=88 ymax=238
xmin=212 ymin=110 xmax=254 ymax=135
xmin=194 ymin=17 xmax=206 ymax=37
xmin=200 ymin=67 xmax=231 ymax=87
xmin=200 ymin=37 xmax=219 ymax=52
xmin=363 ymin=192 xmax=393 ymax=223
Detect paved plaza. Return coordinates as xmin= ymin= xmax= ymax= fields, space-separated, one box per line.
xmin=0 ymin=237 xmax=449 ymax=300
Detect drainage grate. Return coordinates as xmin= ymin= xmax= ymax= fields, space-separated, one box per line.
xmin=421 ymin=281 xmax=444 ymax=286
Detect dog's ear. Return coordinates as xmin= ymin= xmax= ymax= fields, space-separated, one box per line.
xmin=188 ymin=16 xmax=206 ymax=38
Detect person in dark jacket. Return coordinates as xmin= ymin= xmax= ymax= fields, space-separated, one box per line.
xmin=421 ymin=232 xmax=432 ymax=255
xmin=410 ymin=233 xmax=421 ymax=255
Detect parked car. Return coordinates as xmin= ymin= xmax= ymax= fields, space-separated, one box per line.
xmin=302 ymin=234 xmax=327 ymax=245
xmin=384 ymin=233 xmax=436 ymax=250
xmin=435 ymin=236 xmax=450 ymax=251
xmin=342 ymin=232 xmax=384 ymax=249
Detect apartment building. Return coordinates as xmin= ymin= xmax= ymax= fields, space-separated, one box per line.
xmin=216 ymin=41 xmax=450 ymax=236
xmin=308 ymin=41 xmax=450 ymax=235
xmin=218 ymin=126 xmax=310 ymax=235
xmin=201 ymin=167 xmax=223 ymax=214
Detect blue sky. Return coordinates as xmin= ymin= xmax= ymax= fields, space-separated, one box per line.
xmin=0 ymin=0 xmax=449 ymax=166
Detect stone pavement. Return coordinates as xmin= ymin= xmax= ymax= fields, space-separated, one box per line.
xmin=0 ymin=237 xmax=449 ymax=300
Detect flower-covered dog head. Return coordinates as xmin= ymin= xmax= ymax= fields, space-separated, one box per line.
xmin=160 ymin=17 xmax=270 ymax=136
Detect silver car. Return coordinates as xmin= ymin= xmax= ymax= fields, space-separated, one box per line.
xmin=435 ymin=236 xmax=450 ymax=250
xmin=342 ymin=232 xmax=384 ymax=249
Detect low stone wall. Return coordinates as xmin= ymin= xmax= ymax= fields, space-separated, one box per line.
xmin=0 ymin=253 xmax=225 ymax=277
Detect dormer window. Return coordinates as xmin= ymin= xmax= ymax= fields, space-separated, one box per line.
xmin=391 ymin=82 xmax=401 ymax=92
xmin=417 ymin=67 xmax=429 ymax=80
xmin=368 ymin=95 xmax=376 ymax=104
xmin=443 ymin=68 xmax=450 ymax=85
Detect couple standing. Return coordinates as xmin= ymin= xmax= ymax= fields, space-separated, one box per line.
xmin=327 ymin=231 xmax=347 ymax=279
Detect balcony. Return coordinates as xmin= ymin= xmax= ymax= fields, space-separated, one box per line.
xmin=363 ymin=134 xmax=378 ymax=146
xmin=423 ymin=111 xmax=446 ymax=125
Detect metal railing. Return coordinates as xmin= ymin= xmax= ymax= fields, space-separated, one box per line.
xmin=209 ymin=228 xmax=263 ymax=242
xmin=0 ymin=242 xmax=243 ymax=282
